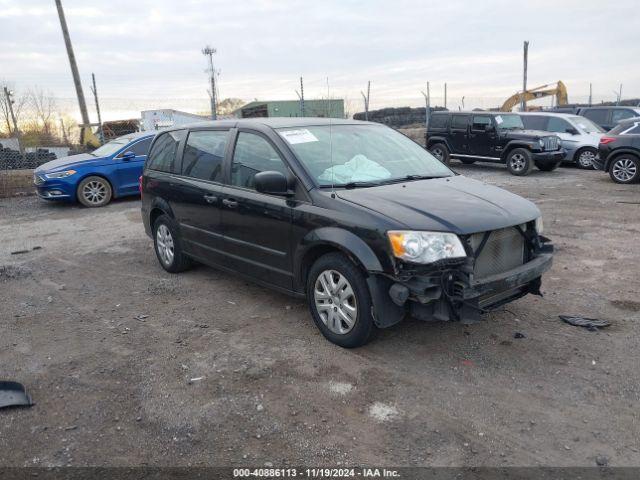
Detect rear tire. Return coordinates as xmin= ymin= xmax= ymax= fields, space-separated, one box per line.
xmin=429 ymin=143 xmax=450 ymax=165
xmin=506 ymin=148 xmax=534 ymax=176
xmin=77 ymin=176 xmax=112 ymax=207
xmin=153 ymin=214 xmax=192 ymax=273
xmin=609 ymin=155 xmax=640 ymax=184
xmin=307 ymin=252 xmax=374 ymax=348
xmin=535 ymin=161 xmax=560 ymax=172
xmin=575 ymin=148 xmax=597 ymax=169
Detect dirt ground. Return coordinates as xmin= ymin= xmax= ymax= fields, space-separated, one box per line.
xmin=1 ymin=163 xmax=639 ymax=468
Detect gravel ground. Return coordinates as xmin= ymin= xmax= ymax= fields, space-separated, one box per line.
xmin=0 ymin=163 xmax=639 ymax=468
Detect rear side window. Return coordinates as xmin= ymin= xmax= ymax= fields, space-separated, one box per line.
xmin=451 ymin=115 xmax=469 ymax=129
xmin=429 ymin=114 xmax=448 ymax=128
xmin=582 ymin=109 xmax=608 ymax=124
xmin=181 ymin=130 xmax=228 ymax=182
xmin=547 ymin=117 xmax=571 ymax=133
xmin=610 ymin=122 xmax=640 ymax=135
xmin=521 ymin=115 xmax=548 ymax=130
xmin=147 ymin=131 xmax=185 ymax=173
xmin=471 ymin=116 xmax=492 ymax=130
xmin=129 ymin=138 xmax=152 ymax=156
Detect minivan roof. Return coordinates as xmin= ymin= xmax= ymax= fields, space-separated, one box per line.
xmin=159 ymin=117 xmax=375 ymax=132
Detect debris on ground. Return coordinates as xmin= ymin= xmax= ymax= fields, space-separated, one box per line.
xmin=595 ymin=455 xmax=609 ymax=466
xmin=0 ymin=381 xmax=33 ymax=409
xmin=559 ymin=315 xmax=611 ymax=331
xmin=514 ymin=332 xmax=526 ymax=339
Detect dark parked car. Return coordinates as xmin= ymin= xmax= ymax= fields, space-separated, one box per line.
xmin=426 ymin=111 xmax=564 ymax=175
xmin=141 ymin=118 xmax=553 ymax=348
xmin=551 ymin=106 xmax=640 ymax=132
xmin=593 ymin=117 xmax=640 ymax=184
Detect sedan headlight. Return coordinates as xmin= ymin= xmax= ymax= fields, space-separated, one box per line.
xmin=44 ymin=169 xmax=76 ymax=179
xmin=387 ymin=231 xmax=466 ymax=264
xmin=535 ymin=216 xmax=543 ymax=235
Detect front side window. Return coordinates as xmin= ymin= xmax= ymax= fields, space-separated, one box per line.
xmin=570 ymin=116 xmax=604 ymax=133
xmin=494 ymin=114 xmax=524 ymax=130
xmin=429 ymin=114 xmax=448 ymax=128
xmin=129 ymin=138 xmax=152 ymax=156
xmin=611 ymin=109 xmax=637 ymax=123
xmin=471 ymin=116 xmax=492 ymax=130
xmin=147 ymin=130 xmax=184 ymax=173
xmin=547 ymin=117 xmax=571 ymax=133
xmin=278 ymin=124 xmax=453 ymax=187
xmin=181 ymin=130 xmax=228 ymax=182
xmin=231 ymin=132 xmax=288 ymax=189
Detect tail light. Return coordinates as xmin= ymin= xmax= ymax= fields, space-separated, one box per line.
xmin=139 ymin=176 xmax=143 ymax=197
xmin=600 ymin=137 xmax=616 ymax=145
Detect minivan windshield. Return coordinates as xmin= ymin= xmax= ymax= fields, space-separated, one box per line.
xmin=569 ymin=116 xmax=604 ymax=134
xmin=90 ymin=138 xmax=130 ymax=157
xmin=495 ymin=114 xmax=524 ymax=130
xmin=277 ymin=124 xmax=453 ymax=187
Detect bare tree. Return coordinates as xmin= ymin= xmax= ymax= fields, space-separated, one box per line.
xmin=29 ymin=87 xmax=57 ymax=135
xmin=0 ymin=82 xmax=27 ymax=135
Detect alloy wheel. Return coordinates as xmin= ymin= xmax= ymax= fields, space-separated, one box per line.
xmin=431 ymin=147 xmax=444 ymax=161
xmin=82 ymin=180 xmax=107 ymax=205
xmin=578 ymin=150 xmax=595 ymax=168
xmin=314 ymin=270 xmax=357 ymax=335
xmin=156 ymin=224 xmax=175 ymax=266
xmin=510 ymin=153 xmax=526 ymax=172
xmin=612 ymin=158 xmax=637 ymax=182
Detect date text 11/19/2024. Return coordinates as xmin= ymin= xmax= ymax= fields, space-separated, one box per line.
xmin=233 ymin=467 xmax=400 ymax=478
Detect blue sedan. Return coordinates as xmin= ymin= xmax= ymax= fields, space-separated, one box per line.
xmin=33 ymin=131 xmax=155 ymax=207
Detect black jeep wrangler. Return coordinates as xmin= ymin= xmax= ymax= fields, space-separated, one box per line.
xmin=426 ymin=111 xmax=565 ymax=175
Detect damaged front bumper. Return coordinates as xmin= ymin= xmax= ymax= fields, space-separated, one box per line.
xmin=367 ymin=233 xmax=553 ymax=328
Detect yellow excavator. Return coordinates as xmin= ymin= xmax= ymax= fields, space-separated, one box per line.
xmin=500 ymin=81 xmax=569 ymax=111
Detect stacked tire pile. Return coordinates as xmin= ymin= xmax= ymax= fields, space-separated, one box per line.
xmin=0 ymin=147 xmax=56 ymax=170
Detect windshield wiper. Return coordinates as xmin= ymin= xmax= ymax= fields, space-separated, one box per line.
xmin=341 ymin=181 xmax=380 ymax=189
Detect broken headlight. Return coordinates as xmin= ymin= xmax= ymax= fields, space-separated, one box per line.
xmin=387 ymin=231 xmax=466 ymax=264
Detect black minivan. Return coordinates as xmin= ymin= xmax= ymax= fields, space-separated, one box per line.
xmin=141 ymin=118 xmax=553 ymax=347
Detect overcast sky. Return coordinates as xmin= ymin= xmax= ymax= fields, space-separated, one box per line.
xmin=2 ymin=0 xmax=639 ymax=119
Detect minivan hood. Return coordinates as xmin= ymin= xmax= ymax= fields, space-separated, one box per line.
xmin=35 ymin=153 xmax=108 ymax=173
xmin=336 ymin=176 xmax=540 ymax=235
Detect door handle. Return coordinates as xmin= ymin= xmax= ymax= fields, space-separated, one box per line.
xmin=203 ymin=194 xmax=218 ymax=204
xmin=222 ymin=198 xmax=238 ymax=208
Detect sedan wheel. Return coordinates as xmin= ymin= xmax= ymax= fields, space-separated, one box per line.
xmin=314 ymin=269 xmax=358 ymax=335
xmin=576 ymin=149 xmax=596 ymax=169
xmin=610 ymin=157 xmax=639 ymax=184
xmin=77 ymin=176 xmax=112 ymax=207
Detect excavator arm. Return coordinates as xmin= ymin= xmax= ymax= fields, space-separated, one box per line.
xmin=501 ymin=81 xmax=568 ymax=111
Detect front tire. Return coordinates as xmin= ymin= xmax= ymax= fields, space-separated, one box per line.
xmin=153 ymin=214 xmax=192 ymax=273
xmin=77 ymin=176 xmax=112 ymax=207
xmin=609 ymin=155 xmax=640 ymax=184
xmin=307 ymin=253 xmax=374 ymax=348
xmin=575 ymin=148 xmax=596 ymax=169
xmin=429 ymin=143 xmax=450 ymax=165
xmin=506 ymin=148 xmax=534 ymax=176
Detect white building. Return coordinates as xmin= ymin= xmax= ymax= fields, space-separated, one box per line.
xmin=141 ymin=109 xmax=209 ymax=131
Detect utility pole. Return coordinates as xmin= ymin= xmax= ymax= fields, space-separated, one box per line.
xmin=589 ymin=83 xmax=593 ymax=106
xmin=202 ymin=45 xmax=218 ymax=120
xmin=55 ymin=0 xmax=91 ymax=144
xmin=3 ymin=86 xmax=24 ymax=154
xmin=617 ymin=84 xmax=623 ymax=105
xmin=90 ymin=73 xmax=103 ymax=144
xmin=521 ymin=40 xmax=529 ymax=111
xmin=360 ymin=81 xmax=371 ymax=121
xmin=444 ymin=83 xmax=447 ymax=109
xmin=300 ymin=77 xmax=305 ymax=117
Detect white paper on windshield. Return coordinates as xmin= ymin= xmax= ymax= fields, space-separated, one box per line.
xmin=280 ymin=129 xmax=319 ymax=144
xmin=495 ymin=115 xmax=504 ymax=124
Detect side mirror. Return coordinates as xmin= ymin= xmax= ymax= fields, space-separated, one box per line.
xmin=485 ymin=124 xmax=495 ymax=132
xmin=254 ymin=171 xmax=293 ymax=196
xmin=121 ymin=151 xmax=136 ymax=161
xmin=565 ymin=127 xmax=579 ymax=135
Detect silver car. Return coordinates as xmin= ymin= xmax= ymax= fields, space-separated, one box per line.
xmin=519 ymin=112 xmax=605 ymax=169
